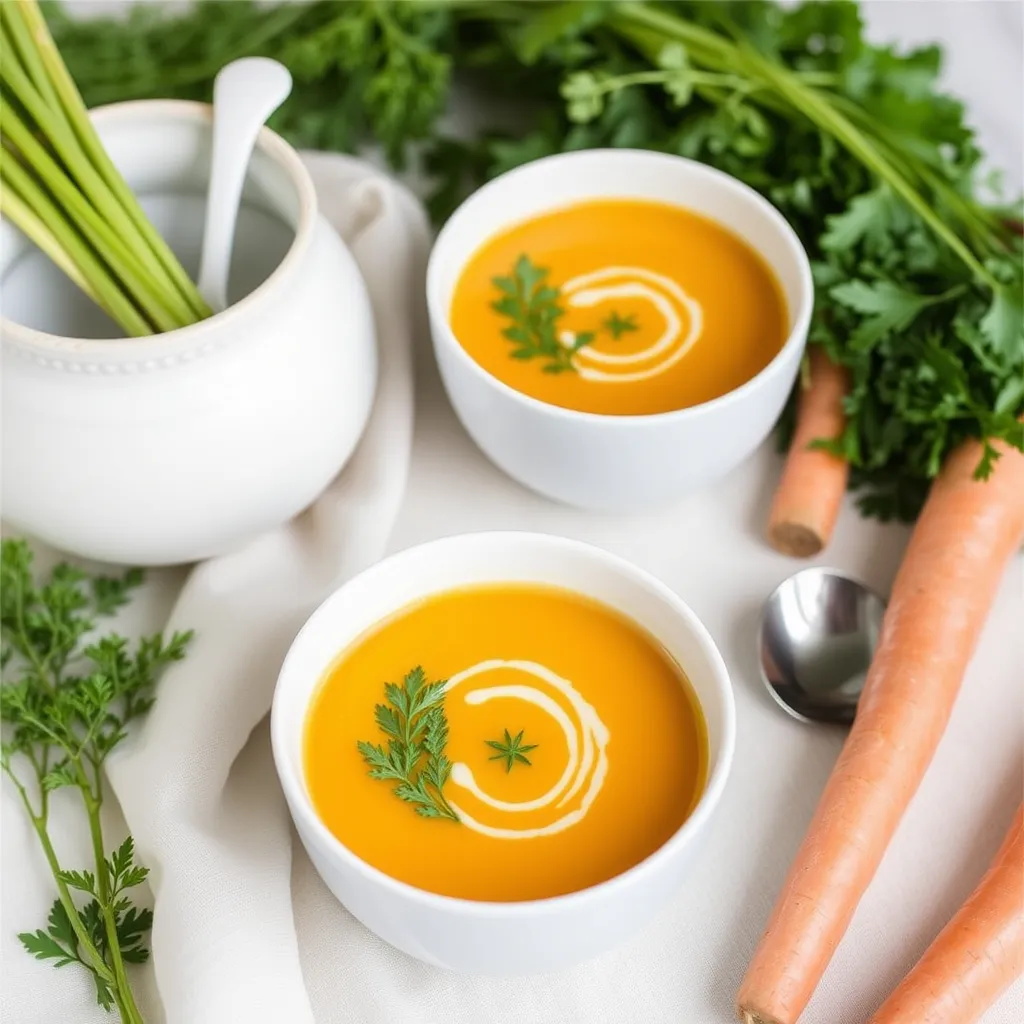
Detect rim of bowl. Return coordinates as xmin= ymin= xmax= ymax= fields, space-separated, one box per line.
xmin=425 ymin=148 xmax=815 ymax=426
xmin=0 ymin=99 xmax=317 ymax=355
xmin=270 ymin=530 xmax=737 ymax=917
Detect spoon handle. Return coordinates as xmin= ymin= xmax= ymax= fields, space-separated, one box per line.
xmin=197 ymin=58 xmax=292 ymax=312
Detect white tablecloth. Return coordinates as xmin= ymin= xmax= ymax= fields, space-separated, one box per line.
xmin=3 ymin=3 xmax=1021 ymax=1023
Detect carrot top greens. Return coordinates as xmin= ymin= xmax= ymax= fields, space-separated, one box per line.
xmin=46 ymin=0 xmax=1023 ymax=520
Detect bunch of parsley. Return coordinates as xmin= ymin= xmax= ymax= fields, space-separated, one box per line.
xmin=47 ymin=0 xmax=1023 ymax=520
xmin=1 ymin=539 xmax=191 ymax=1021
xmin=41 ymin=0 xmax=453 ymax=164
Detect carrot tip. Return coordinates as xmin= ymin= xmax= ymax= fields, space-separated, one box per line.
xmin=768 ymin=521 xmax=824 ymax=558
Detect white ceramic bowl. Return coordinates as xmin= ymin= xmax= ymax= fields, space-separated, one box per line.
xmin=271 ymin=531 xmax=736 ymax=975
xmin=1 ymin=101 xmax=376 ymax=565
xmin=426 ymin=149 xmax=813 ymax=511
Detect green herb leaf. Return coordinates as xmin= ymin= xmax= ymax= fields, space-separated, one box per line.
xmin=491 ymin=255 xmax=589 ymax=373
xmin=830 ymin=280 xmax=939 ymax=351
xmin=18 ymin=899 xmax=85 ymax=970
xmin=19 ymin=927 xmax=78 ymax=969
xmin=114 ymin=906 xmax=153 ymax=965
xmin=561 ymin=71 xmax=604 ymax=123
xmin=357 ymin=667 xmax=459 ymax=822
xmin=41 ymin=760 xmax=78 ymax=792
xmin=46 ymin=898 xmax=81 ymax=954
xmin=486 ymin=729 xmax=539 ymax=773
xmin=979 ymin=284 xmax=1024 ymax=362
xmin=657 ymin=42 xmax=693 ymax=107
xmin=820 ymin=186 xmax=901 ymax=251
xmin=602 ymin=311 xmax=639 ymax=340
xmin=512 ymin=0 xmax=606 ymax=66
xmin=56 ymin=869 xmax=96 ymax=896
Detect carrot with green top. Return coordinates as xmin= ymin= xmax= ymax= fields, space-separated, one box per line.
xmin=738 ymin=430 xmax=1024 ymax=1024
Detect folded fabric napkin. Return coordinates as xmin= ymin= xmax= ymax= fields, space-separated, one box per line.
xmin=2 ymin=153 xmax=427 ymax=1024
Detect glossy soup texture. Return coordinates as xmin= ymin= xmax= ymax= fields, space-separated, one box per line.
xmin=450 ymin=198 xmax=788 ymax=415
xmin=304 ymin=584 xmax=708 ymax=902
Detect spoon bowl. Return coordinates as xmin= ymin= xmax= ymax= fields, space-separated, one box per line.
xmin=759 ymin=567 xmax=886 ymax=725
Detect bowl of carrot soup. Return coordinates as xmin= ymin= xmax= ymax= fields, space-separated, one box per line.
xmin=271 ymin=532 xmax=735 ymax=974
xmin=426 ymin=149 xmax=813 ymax=510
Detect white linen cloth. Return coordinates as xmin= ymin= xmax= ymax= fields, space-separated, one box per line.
xmin=1 ymin=154 xmax=427 ymax=1023
xmin=3 ymin=4 xmax=1022 ymax=1023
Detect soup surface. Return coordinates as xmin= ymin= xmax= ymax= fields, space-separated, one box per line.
xmin=449 ymin=198 xmax=788 ymax=415
xmin=304 ymin=584 xmax=708 ymax=901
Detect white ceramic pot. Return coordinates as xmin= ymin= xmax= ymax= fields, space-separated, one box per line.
xmin=271 ymin=532 xmax=736 ymax=975
xmin=1 ymin=101 xmax=376 ymax=566
xmin=427 ymin=149 xmax=813 ymax=511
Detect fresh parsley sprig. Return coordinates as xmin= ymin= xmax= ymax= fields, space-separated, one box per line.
xmin=357 ymin=666 xmax=459 ymax=822
xmin=491 ymin=254 xmax=595 ymax=374
xmin=1 ymin=539 xmax=192 ymax=1023
xmin=486 ymin=729 xmax=538 ymax=772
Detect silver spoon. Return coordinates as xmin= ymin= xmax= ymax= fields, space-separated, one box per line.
xmin=197 ymin=57 xmax=292 ymax=312
xmin=758 ymin=567 xmax=887 ymax=725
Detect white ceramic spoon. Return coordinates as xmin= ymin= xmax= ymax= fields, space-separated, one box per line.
xmin=197 ymin=57 xmax=293 ymax=312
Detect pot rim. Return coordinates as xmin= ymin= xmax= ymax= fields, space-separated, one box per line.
xmin=0 ymin=99 xmax=317 ymax=357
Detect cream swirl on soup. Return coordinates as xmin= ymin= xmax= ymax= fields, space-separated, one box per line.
xmin=445 ymin=659 xmax=610 ymax=839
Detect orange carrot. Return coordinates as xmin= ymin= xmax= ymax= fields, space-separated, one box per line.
xmin=738 ymin=432 xmax=1024 ymax=1024
xmin=868 ymin=804 xmax=1023 ymax=1024
xmin=767 ymin=346 xmax=850 ymax=557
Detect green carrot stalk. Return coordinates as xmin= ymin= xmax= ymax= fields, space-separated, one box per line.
xmin=0 ymin=45 xmax=196 ymax=318
xmin=0 ymin=186 xmax=100 ymax=303
xmin=5 ymin=770 xmax=121 ymax=990
xmin=0 ymin=111 xmax=184 ymax=331
xmin=1 ymin=160 xmax=155 ymax=336
xmin=740 ymin=44 xmax=996 ymax=287
xmin=0 ymin=0 xmax=211 ymax=335
xmin=609 ymin=1 xmax=1001 ymax=287
xmin=15 ymin=0 xmax=211 ymax=319
xmin=0 ymin=119 xmax=186 ymax=330
xmin=0 ymin=0 xmax=66 ymax=126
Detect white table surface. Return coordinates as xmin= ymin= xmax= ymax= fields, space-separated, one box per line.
xmin=6 ymin=3 xmax=1023 ymax=1023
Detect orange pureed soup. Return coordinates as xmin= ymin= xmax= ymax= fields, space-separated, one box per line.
xmin=304 ymin=584 xmax=708 ymax=902
xmin=449 ymin=198 xmax=788 ymax=415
